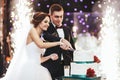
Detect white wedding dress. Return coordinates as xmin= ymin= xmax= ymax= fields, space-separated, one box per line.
xmin=1 ymin=42 xmax=52 ymax=80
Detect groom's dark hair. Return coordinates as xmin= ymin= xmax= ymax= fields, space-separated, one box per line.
xmin=49 ymin=4 xmax=64 ymax=15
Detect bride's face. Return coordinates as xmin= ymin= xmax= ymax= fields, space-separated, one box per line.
xmin=39 ymin=16 xmax=50 ymax=31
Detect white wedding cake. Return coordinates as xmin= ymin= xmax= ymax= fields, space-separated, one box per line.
xmin=70 ymin=50 xmax=101 ymax=77
xmin=70 ymin=33 xmax=101 ymax=78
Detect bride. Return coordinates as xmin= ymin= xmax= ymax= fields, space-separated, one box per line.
xmin=2 ymin=12 xmax=71 ymax=80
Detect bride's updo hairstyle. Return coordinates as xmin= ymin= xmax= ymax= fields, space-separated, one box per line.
xmin=31 ymin=12 xmax=50 ymax=28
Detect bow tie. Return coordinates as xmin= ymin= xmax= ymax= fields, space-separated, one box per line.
xmin=55 ymin=26 xmax=63 ymax=29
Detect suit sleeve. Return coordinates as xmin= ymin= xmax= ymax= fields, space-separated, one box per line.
xmin=66 ymin=27 xmax=76 ymax=49
xmin=70 ymin=32 xmax=76 ymax=49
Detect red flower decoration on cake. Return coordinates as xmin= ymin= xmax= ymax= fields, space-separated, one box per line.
xmin=94 ymin=55 xmax=101 ymax=63
xmin=86 ymin=68 xmax=95 ymax=77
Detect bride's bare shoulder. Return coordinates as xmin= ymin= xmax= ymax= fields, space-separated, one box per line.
xmin=29 ymin=27 xmax=36 ymax=33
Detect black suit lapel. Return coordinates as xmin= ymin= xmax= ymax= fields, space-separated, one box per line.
xmin=52 ymin=31 xmax=59 ymax=37
xmin=48 ymin=23 xmax=59 ymax=37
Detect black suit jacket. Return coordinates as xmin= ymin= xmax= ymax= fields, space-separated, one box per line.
xmin=41 ymin=23 xmax=75 ymax=79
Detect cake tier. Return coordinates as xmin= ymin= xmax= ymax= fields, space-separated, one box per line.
xmin=73 ymin=50 xmax=94 ymax=62
xmin=71 ymin=62 xmax=100 ymax=77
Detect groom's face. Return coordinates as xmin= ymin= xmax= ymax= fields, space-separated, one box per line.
xmin=50 ymin=10 xmax=64 ymax=27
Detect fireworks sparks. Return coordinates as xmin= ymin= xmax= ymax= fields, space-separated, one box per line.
xmin=96 ymin=0 xmax=120 ymax=80
xmin=10 ymin=0 xmax=34 ymax=55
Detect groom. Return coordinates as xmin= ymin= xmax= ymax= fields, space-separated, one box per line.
xmin=41 ymin=4 xmax=75 ymax=80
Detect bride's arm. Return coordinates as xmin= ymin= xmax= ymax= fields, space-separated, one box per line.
xmin=30 ymin=28 xmax=62 ymax=49
xmin=40 ymin=53 xmax=58 ymax=63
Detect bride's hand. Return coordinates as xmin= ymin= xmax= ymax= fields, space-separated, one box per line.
xmin=60 ymin=38 xmax=73 ymax=50
xmin=50 ymin=53 xmax=58 ymax=60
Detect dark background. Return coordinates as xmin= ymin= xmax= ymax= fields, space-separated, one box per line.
xmin=33 ymin=0 xmax=99 ymax=13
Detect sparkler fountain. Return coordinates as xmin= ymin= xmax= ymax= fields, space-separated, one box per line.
xmin=10 ymin=0 xmax=34 ymax=56
xmin=94 ymin=0 xmax=120 ymax=80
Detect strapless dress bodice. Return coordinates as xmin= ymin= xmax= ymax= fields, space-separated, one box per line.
xmin=26 ymin=42 xmax=45 ymax=64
